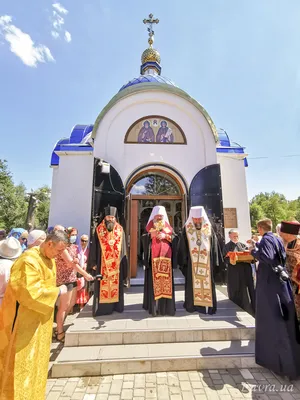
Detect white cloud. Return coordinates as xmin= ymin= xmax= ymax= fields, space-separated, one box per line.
xmin=52 ymin=2 xmax=68 ymax=15
xmin=51 ymin=2 xmax=71 ymax=43
xmin=52 ymin=11 xmax=65 ymax=30
xmin=0 ymin=15 xmax=54 ymax=67
xmin=64 ymin=31 xmax=71 ymax=43
xmin=51 ymin=30 xmax=59 ymax=39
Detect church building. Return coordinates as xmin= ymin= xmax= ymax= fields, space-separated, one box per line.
xmin=49 ymin=14 xmax=251 ymax=282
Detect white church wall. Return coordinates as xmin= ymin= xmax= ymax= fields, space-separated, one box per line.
xmin=218 ymin=154 xmax=251 ymax=244
xmin=48 ymin=154 xmax=94 ymax=238
xmin=93 ymin=90 xmax=217 ymax=187
xmin=48 ymin=167 xmax=60 ymax=228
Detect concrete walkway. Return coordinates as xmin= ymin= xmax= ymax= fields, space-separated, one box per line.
xmin=47 ymin=368 xmax=300 ymax=399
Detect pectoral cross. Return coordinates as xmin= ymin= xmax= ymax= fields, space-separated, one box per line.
xmin=143 ymin=13 xmax=159 ymax=46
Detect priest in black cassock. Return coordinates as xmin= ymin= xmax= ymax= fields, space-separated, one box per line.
xmin=249 ymin=219 xmax=300 ymax=380
xmin=178 ymin=206 xmax=218 ymax=314
xmin=88 ymin=206 xmax=128 ymax=316
xmin=223 ymin=229 xmax=255 ymax=315
xmin=142 ymin=205 xmax=178 ymax=317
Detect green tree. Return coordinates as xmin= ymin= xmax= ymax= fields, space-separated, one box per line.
xmin=144 ymin=175 xmax=179 ymax=195
xmin=0 ymin=160 xmax=27 ymax=231
xmin=34 ymin=186 xmax=51 ymax=229
xmin=249 ymin=203 xmax=264 ymax=231
xmin=249 ymin=191 xmax=299 ymax=231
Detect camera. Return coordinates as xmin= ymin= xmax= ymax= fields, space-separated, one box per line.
xmin=272 ymin=265 xmax=289 ymax=282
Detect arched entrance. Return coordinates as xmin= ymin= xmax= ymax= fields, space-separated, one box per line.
xmin=125 ymin=166 xmax=187 ymax=281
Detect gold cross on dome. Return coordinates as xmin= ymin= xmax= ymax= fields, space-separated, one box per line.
xmin=143 ymin=13 xmax=159 ymax=46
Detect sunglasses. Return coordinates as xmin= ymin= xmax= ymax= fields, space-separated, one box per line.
xmin=81 ymin=239 xmax=88 ymax=243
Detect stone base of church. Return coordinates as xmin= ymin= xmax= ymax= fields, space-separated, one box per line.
xmin=50 ymin=286 xmax=257 ymax=378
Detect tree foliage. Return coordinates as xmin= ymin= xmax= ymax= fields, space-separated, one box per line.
xmin=34 ymin=186 xmax=51 ymax=230
xmin=144 ymin=175 xmax=179 ymax=195
xmin=0 ymin=159 xmax=50 ymax=232
xmin=250 ymin=191 xmax=300 ymax=231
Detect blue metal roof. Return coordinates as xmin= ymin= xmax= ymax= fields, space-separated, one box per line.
xmin=69 ymin=124 xmax=93 ymax=144
xmin=216 ymin=132 xmax=248 ymax=167
xmin=50 ymin=125 xmax=93 ymax=166
xmin=119 ymin=74 xmax=177 ymax=92
xmin=217 ymin=129 xmax=231 ymax=147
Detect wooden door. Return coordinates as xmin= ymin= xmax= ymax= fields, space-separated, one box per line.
xmin=129 ymin=199 xmax=139 ymax=278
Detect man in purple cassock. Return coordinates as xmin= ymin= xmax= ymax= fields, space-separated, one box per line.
xmin=249 ymin=218 xmax=300 ymax=380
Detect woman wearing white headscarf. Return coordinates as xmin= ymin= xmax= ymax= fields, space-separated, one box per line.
xmin=141 ymin=205 xmax=178 ymax=317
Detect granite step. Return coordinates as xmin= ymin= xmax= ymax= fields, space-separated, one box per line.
xmin=51 ymin=340 xmax=257 ymax=377
xmin=64 ymin=288 xmax=255 ymax=346
xmin=65 ymin=317 xmax=255 ymax=346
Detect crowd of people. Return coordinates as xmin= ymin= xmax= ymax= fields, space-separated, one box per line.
xmin=0 ymin=209 xmax=300 ymax=400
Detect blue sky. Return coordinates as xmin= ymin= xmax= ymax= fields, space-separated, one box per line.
xmin=0 ymin=0 xmax=299 ymax=200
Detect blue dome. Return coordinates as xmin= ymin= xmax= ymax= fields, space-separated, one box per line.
xmin=119 ymin=74 xmax=177 ymax=92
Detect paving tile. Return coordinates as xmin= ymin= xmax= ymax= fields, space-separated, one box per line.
xmin=83 ymin=395 xmax=96 ymax=400
xmin=191 ymin=381 xmax=203 ymax=389
xmin=240 ymin=369 xmax=254 ymax=380
xmin=198 ymin=371 xmax=210 ymax=378
xmin=120 ymin=389 xmax=133 ymax=399
xmin=157 ymin=384 xmax=169 ymax=399
xmin=71 ymin=393 xmax=85 ymax=400
xmin=177 ymin=372 xmax=189 ymax=381
xmin=210 ymin=373 xmax=221 ymax=380
xmin=109 ymin=381 xmax=122 ymax=395
xmin=146 ymin=373 xmax=157 ymax=383
xmin=113 ymin=375 xmax=124 ymax=380
xmin=179 ymin=381 xmax=192 ymax=391
xmin=157 ymin=377 xmax=168 ymax=384
xmin=122 ymin=381 xmax=133 ymax=389
xmin=182 ymin=392 xmax=195 ymax=400
xmin=47 ymin=393 xmax=61 ymax=400
xmin=146 ymin=387 xmax=157 ymax=398
xmin=170 ymin=395 xmax=182 ymax=400
xmin=204 ymin=387 xmax=220 ymax=399
xmin=222 ymin=374 xmax=237 ymax=387
xmin=61 ymin=382 xmax=78 ymax=397
xmin=189 ymin=372 xmax=201 ymax=381
xmin=252 ymin=372 xmax=265 ymax=381
xmin=123 ymin=374 xmax=135 ymax=382
xmin=133 ymin=388 xmax=145 ymax=397
xmin=95 ymin=395 xmax=108 ymax=400
xmin=98 ymin=383 xmax=111 ymax=393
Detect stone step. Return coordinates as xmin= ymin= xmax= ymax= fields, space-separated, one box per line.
xmin=65 ymin=319 xmax=255 ymax=347
xmin=65 ymin=288 xmax=255 ymax=347
xmin=51 ymin=340 xmax=257 ymax=377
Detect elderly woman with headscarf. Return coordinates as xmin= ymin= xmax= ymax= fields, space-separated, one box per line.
xmin=8 ymin=228 xmax=28 ymax=252
xmin=54 ymin=226 xmax=93 ymax=341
